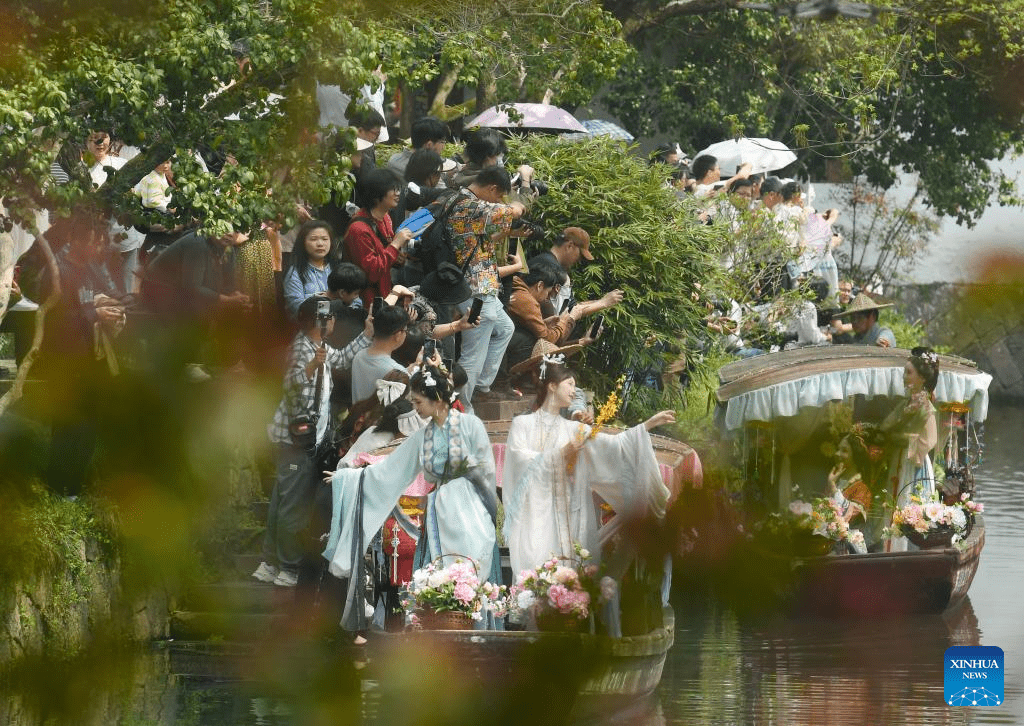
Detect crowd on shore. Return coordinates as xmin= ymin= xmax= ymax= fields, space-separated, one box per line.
xmin=1 ymin=100 xmax=903 ymax=634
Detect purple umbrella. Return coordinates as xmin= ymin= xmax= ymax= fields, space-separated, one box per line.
xmin=467 ymin=103 xmax=587 ymax=133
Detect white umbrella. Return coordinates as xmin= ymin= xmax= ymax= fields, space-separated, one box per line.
xmin=467 ymin=103 xmax=587 ymax=133
xmin=694 ymin=137 xmax=797 ymax=175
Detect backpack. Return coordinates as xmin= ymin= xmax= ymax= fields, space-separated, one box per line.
xmin=416 ymin=189 xmax=465 ymax=275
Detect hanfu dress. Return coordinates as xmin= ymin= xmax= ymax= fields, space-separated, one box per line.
xmin=323 ymin=409 xmax=498 ymax=629
xmin=502 ymin=409 xmax=670 ymax=577
xmin=882 ymin=389 xmax=938 ymax=552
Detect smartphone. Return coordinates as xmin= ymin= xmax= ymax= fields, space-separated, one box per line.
xmin=467 ymin=297 xmax=484 ymax=325
xmin=316 ymin=300 xmax=331 ymax=318
xmin=559 ymin=298 xmax=571 ymax=315
xmin=422 ymin=338 xmax=437 ymax=360
xmin=372 ymin=296 xmax=384 ymax=317
xmin=588 ymin=314 xmax=605 ymax=340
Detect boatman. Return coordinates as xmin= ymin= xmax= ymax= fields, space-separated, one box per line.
xmin=831 ymin=292 xmax=896 ymax=347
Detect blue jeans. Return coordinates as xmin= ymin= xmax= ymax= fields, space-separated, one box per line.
xmin=457 ymin=293 xmax=513 ymax=407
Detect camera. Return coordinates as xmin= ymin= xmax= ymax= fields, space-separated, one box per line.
xmin=511 ymin=173 xmax=549 ymax=197
xmin=510 ymin=218 xmax=545 ymax=239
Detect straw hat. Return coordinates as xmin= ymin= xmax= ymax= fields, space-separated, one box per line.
xmin=831 ymin=292 xmax=893 ymax=319
xmin=508 ymin=338 xmax=584 ymax=376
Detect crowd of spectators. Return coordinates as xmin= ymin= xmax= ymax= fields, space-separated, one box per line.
xmin=5 ymin=108 xmax=891 ymax=524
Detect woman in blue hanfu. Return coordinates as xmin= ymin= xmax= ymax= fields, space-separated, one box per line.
xmin=322 ymin=363 xmax=499 ymax=631
xmin=502 ymin=353 xmax=675 ymax=578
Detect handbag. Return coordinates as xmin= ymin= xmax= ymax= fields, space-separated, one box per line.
xmin=290 ymin=354 xmax=324 ymax=452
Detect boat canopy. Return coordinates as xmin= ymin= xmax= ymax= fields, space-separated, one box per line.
xmin=716 ymin=346 xmax=992 ymax=431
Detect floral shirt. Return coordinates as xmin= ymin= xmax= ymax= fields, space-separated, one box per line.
xmin=447 ymin=193 xmax=515 ymax=296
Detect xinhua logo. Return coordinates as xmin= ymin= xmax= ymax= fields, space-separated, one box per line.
xmin=945 ymin=646 xmax=1004 ymax=706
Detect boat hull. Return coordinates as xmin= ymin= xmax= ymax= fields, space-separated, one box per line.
xmin=376 ymin=606 xmax=674 ymax=720
xmin=782 ymin=516 xmax=985 ymax=616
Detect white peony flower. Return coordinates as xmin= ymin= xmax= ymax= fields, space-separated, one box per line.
xmin=516 ymin=590 xmax=536 ymax=611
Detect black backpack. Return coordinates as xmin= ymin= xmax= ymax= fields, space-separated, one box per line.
xmin=417 ymin=189 xmax=465 ymax=275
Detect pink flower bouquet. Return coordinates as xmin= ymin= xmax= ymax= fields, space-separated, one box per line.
xmin=508 ymin=544 xmax=600 ymax=624
xmin=890 ymin=492 xmax=982 ymax=546
xmin=402 ymin=559 xmax=508 ymax=624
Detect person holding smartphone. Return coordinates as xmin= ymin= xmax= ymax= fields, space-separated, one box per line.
xmin=443 ymin=166 xmax=528 ymax=408
xmin=255 ymin=294 xmax=373 ymax=588
xmin=344 ymin=168 xmax=415 ymax=309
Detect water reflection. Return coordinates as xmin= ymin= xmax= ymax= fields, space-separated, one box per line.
xmin=660 ymin=598 xmax=979 ymax=726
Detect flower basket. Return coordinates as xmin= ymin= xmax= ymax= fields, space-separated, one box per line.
xmin=402 ymin=557 xmax=509 ymax=629
xmin=900 ymin=524 xmax=957 ymax=549
xmin=890 ymin=494 xmax=980 ymax=548
xmin=415 ymin=609 xmax=475 ymax=631
xmin=536 ymin=610 xmax=588 ymax=633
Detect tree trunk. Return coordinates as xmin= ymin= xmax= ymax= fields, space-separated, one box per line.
xmin=0 ymin=233 xmax=59 ymax=417
xmin=428 ymin=66 xmax=464 ymax=120
xmin=398 ymin=80 xmax=413 ymax=138
xmin=0 ymin=231 xmax=15 ymax=323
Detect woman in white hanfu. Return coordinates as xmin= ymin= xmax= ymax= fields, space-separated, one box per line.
xmin=322 ymin=364 xmax=499 ymax=630
xmin=503 ymin=357 xmax=676 ymax=577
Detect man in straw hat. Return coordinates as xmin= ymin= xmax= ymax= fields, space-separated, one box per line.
xmin=831 ymin=292 xmax=896 ymax=347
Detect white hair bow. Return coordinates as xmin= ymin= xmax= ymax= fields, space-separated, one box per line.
xmin=376 ymin=378 xmax=407 ymax=406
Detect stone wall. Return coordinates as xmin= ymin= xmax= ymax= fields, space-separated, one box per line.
xmin=890 ymin=282 xmax=1024 ymax=401
xmin=0 ymin=536 xmax=169 ymax=664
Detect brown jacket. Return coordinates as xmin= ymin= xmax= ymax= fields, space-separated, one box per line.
xmin=507 ymin=276 xmax=575 ymax=344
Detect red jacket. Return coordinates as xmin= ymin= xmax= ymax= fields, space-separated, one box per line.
xmin=344 ymin=210 xmax=398 ymax=307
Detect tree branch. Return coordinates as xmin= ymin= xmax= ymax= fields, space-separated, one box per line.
xmin=619 ymin=0 xmax=736 ymax=39
xmin=0 ymin=233 xmax=59 ymax=417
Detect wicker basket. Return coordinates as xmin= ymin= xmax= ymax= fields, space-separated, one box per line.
xmin=900 ymin=524 xmax=958 ymax=549
xmin=415 ymin=609 xmax=475 ymax=631
xmin=536 ymin=610 xmax=588 ymax=633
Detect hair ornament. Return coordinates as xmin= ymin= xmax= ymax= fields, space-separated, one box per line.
xmin=539 ymin=353 xmax=565 ymax=381
xmin=449 ymin=390 xmax=459 ymax=403
xmin=917 ymin=351 xmax=939 ymax=365
xmin=422 ymin=371 xmax=437 ymax=388
xmin=376 ymin=378 xmax=407 ymax=406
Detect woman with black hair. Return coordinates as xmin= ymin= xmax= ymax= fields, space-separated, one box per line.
xmin=343 ymin=167 xmax=414 ymax=308
xmin=323 ymin=364 xmax=499 ymax=630
xmin=282 ymin=220 xmax=336 ymax=319
xmin=883 ymin=346 xmax=941 ymax=550
xmin=502 ymin=356 xmax=675 ymax=576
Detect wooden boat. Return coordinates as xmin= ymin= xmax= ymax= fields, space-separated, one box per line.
xmin=715 ymin=345 xmax=992 ymax=616
xmin=358 ymin=421 xmax=698 ymax=717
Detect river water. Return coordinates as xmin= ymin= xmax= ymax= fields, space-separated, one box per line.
xmin=81 ymin=403 xmax=1024 ymax=726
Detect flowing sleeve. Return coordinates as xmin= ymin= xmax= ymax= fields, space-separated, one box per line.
xmin=578 ymin=424 xmax=670 ymax=539
xmin=502 ymin=414 xmax=573 ymax=533
xmin=464 ymin=414 xmax=498 ymax=522
xmin=322 ymin=429 xmax=424 ymax=578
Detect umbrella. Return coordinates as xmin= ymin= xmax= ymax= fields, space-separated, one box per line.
xmin=694 ymin=137 xmax=797 ymax=175
xmin=578 ymin=118 xmax=634 ymax=142
xmin=467 ymin=103 xmax=587 ymax=133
